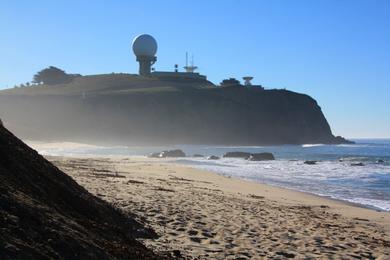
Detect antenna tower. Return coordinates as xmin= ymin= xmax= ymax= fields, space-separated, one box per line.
xmin=184 ymin=51 xmax=198 ymax=73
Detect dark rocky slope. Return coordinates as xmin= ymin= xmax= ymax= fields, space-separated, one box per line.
xmin=0 ymin=74 xmax=350 ymax=145
xmin=0 ymin=125 xmax=167 ymax=259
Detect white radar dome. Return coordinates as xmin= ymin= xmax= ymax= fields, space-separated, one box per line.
xmin=132 ymin=34 xmax=158 ymax=57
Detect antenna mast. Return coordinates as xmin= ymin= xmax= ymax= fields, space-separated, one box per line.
xmin=184 ymin=52 xmax=198 ymax=73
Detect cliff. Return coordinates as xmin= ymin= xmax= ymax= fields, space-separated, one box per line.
xmin=0 ymin=74 xmax=350 ymax=145
xmin=0 ymin=124 xmax=167 ymax=259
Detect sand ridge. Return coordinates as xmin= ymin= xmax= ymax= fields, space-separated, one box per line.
xmin=49 ymin=156 xmax=390 ymax=259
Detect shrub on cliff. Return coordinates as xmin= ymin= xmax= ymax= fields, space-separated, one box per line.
xmin=33 ymin=66 xmax=80 ymax=85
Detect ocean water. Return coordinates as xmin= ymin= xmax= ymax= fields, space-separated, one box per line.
xmin=28 ymin=139 xmax=390 ymax=211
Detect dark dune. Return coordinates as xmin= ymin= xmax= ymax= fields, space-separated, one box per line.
xmin=0 ymin=125 xmax=170 ymax=259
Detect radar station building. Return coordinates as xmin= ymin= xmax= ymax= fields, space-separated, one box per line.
xmin=132 ymin=34 xmax=207 ymax=80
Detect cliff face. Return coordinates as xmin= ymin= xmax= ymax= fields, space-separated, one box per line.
xmin=0 ymin=125 xmax=163 ymax=259
xmin=0 ymin=74 xmax=350 ymax=145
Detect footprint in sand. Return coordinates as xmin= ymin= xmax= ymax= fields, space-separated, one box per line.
xmin=188 ymin=230 xmax=198 ymax=236
xmin=176 ymin=227 xmax=186 ymax=232
xmin=190 ymin=237 xmax=202 ymax=243
xmin=202 ymin=231 xmax=214 ymax=238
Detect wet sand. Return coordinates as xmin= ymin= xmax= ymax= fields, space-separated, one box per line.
xmin=49 ymin=156 xmax=390 ymax=259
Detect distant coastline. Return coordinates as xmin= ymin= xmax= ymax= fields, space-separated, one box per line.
xmin=0 ymin=73 xmax=351 ymax=145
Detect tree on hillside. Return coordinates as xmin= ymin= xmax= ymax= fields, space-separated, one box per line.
xmin=33 ymin=66 xmax=72 ymax=85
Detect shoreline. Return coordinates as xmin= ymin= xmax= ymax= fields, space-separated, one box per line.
xmin=185 ymin=165 xmax=386 ymax=213
xmin=47 ymin=155 xmax=390 ymax=259
xmin=24 ymin=139 xmax=355 ymax=147
xmin=26 ymin=139 xmax=390 ymax=213
xmin=47 ymin=154 xmax=390 ymax=229
xmin=168 ymin=161 xmax=390 ymax=231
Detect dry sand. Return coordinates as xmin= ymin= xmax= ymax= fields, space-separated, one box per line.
xmin=49 ymin=156 xmax=390 ymax=259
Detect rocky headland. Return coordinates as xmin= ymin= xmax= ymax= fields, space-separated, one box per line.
xmin=0 ymin=74 xmax=351 ymax=145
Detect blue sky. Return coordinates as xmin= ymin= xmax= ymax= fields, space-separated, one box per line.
xmin=1 ymin=0 xmax=389 ymax=138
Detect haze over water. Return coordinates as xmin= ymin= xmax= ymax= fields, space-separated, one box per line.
xmin=29 ymin=139 xmax=390 ymax=211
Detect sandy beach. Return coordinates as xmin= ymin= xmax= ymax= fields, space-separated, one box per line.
xmin=48 ymin=156 xmax=390 ymax=259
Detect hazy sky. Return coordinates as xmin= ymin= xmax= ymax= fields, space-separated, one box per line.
xmin=1 ymin=0 xmax=389 ymax=138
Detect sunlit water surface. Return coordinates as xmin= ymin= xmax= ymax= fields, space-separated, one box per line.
xmin=27 ymin=139 xmax=390 ymax=211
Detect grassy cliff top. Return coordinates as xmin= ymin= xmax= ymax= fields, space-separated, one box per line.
xmin=0 ymin=73 xmax=215 ymax=96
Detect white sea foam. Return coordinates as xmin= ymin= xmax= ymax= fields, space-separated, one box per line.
xmin=178 ymin=158 xmax=390 ymax=211
xmin=302 ymin=144 xmax=324 ymax=148
xmin=203 ymin=146 xmax=265 ymax=149
xmin=25 ymin=141 xmax=129 ymax=157
xmin=344 ymin=198 xmax=390 ymax=211
xmin=336 ymin=144 xmax=370 ymax=148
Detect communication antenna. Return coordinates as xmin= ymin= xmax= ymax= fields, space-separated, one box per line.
xmin=183 ymin=52 xmax=198 ymax=73
xmin=243 ymin=76 xmax=254 ymax=86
